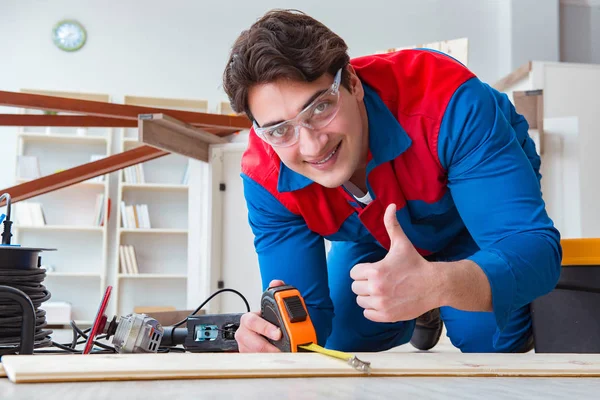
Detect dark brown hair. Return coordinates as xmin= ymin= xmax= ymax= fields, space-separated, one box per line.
xmin=222 ymin=9 xmax=351 ymax=121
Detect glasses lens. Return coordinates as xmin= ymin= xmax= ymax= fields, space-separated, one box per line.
xmin=262 ymin=123 xmax=296 ymax=146
xmin=304 ymin=91 xmax=340 ymax=129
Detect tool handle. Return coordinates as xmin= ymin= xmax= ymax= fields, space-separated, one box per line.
xmin=260 ymin=290 xmax=292 ymax=352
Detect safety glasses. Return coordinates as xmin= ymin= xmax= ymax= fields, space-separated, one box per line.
xmin=253 ymin=68 xmax=343 ymax=147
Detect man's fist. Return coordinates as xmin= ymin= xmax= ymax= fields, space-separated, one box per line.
xmin=235 ymin=280 xmax=285 ymax=353
xmin=350 ymin=203 xmax=441 ymax=322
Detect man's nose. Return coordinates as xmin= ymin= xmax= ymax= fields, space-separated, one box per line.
xmin=298 ymin=126 xmax=328 ymax=156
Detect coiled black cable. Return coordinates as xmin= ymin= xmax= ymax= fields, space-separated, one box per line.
xmin=0 ymin=267 xmax=53 ymax=356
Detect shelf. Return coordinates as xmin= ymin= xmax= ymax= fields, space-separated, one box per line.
xmin=44 ymin=272 xmax=102 ymax=278
xmin=122 ymin=183 xmax=188 ymax=191
xmin=16 ymin=225 xmax=104 ymax=232
xmin=119 ymin=228 xmax=187 ymax=235
xmin=19 ymin=132 xmax=108 ymax=145
xmin=118 ymin=273 xmax=187 ymax=279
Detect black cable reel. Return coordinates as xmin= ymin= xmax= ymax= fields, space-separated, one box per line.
xmin=0 ymin=193 xmax=55 ymax=357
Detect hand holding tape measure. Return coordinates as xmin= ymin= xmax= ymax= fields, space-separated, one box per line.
xmin=236 ymin=280 xmax=371 ymax=373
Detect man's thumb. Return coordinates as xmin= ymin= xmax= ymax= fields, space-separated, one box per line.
xmin=384 ymin=203 xmax=408 ymax=248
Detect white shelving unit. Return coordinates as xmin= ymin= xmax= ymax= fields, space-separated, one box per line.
xmin=112 ymin=95 xmax=207 ymax=316
xmin=10 ymin=90 xmax=215 ymax=322
xmin=13 ymin=89 xmax=113 ymax=326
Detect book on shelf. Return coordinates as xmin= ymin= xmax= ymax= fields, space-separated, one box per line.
xmin=120 ymin=201 xmax=151 ymax=229
xmin=93 ymin=194 xmax=111 ymax=226
xmin=123 ymin=164 xmax=145 ymax=184
xmin=15 ymin=202 xmax=46 ymax=226
xmin=119 ymin=244 xmax=139 ymax=274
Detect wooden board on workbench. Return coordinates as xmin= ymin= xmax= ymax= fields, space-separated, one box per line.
xmin=2 ymin=352 xmax=600 ymax=383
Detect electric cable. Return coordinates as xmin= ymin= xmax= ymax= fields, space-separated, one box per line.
xmin=30 ymin=288 xmax=250 ymax=355
xmin=35 ymin=322 xmax=116 ymax=355
xmin=69 ymin=320 xmax=116 ymax=352
xmin=2 ymin=276 xmax=251 ymax=355
xmin=0 ymin=267 xmax=52 ymax=356
xmin=168 ymin=288 xmax=250 ymax=348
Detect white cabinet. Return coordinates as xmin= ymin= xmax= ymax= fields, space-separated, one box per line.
xmin=500 ymin=61 xmax=600 ymax=239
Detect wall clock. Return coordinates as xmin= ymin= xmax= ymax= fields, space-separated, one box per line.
xmin=52 ymin=20 xmax=87 ymax=52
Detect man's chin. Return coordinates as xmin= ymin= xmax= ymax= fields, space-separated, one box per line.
xmin=307 ymin=171 xmax=350 ymax=189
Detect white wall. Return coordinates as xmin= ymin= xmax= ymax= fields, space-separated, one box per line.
xmin=561 ymin=2 xmax=600 ymax=63
xmin=495 ymin=0 xmax=560 ymax=78
xmin=0 ymin=0 xmax=562 ymax=190
xmin=510 ymin=0 xmax=560 ymax=71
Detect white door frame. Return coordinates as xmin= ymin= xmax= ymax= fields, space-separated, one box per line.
xmin=188 ymin=140 xmax=249 ymax=314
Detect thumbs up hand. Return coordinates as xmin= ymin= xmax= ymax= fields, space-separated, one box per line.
xmin=350 ymin=203 xmax=442 ymax=323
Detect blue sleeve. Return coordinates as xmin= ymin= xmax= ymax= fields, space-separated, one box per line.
xmin=437 ymin=77 xmax=562 ymax=331
xmin=486 ymin=83 xmax=542 ymax=181
xmin=241 ymin=173 xmax=334 ymax=346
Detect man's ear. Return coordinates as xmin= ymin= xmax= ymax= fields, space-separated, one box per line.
xmin=345 ymin=64 xmax=364 ymax=100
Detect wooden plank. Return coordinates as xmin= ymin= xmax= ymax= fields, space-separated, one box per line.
xmin=493 ymin=61 xmax=532 ymax=92
xmin=0 ymin=90 xmax=251 ymax=131
xmin=0 ymin=114 xmax=136 ymax=127
xmin=0 ymin=363 xmax=5 ymax=378
xmin=139 ymin=113 xmax=226 ymax=162
xmin=0 ymin=114 xmax=240 ymax=135
xmin=1 ymin=373 xmax=598 ymax=399
xmin=0 ymin=145 xmax=168 ymax=206
xmin=2 ymin=352 xmax=600 ymax=383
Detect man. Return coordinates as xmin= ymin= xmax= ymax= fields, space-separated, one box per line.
xmin=222 ymin=9 xmax=561 ymax=353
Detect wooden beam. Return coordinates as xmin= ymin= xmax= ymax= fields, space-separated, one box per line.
xmin=0 ymin=145 xmax=168 ymax=206
xmin=0 ymin=114 xmax=137 ymax=127
xmin=139 ymin=113 xmax=227 ymax=162
xmin=0 ymin=90 xmax=251 ymax=131
xmin=492 ymin=61 xmax=532 ymax=92
xmin=0 ymin=114 xmax=241 ymax=135
xmin=0 ymin=93 xmax=249 ymax=207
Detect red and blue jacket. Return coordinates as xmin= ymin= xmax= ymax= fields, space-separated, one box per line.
xmin=240 ymin=49 xmax=562 ymax=347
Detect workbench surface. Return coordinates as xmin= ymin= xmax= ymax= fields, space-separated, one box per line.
xmin=2 ymin=375 xmax=599 ymax=399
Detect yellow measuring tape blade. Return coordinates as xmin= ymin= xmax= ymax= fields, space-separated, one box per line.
xmin=299 ymin=343 xmax=371 ymax=374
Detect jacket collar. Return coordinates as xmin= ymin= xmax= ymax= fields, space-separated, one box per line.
xmin=277 ymin=83 xmax=412 ymax=193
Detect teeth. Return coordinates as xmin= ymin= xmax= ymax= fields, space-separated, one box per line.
xmin=314 ymin=144 xmax=338 ymax=164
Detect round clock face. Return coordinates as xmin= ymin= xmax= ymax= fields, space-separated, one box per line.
xmin=52 ymin=20 xmax=86 ymax=52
